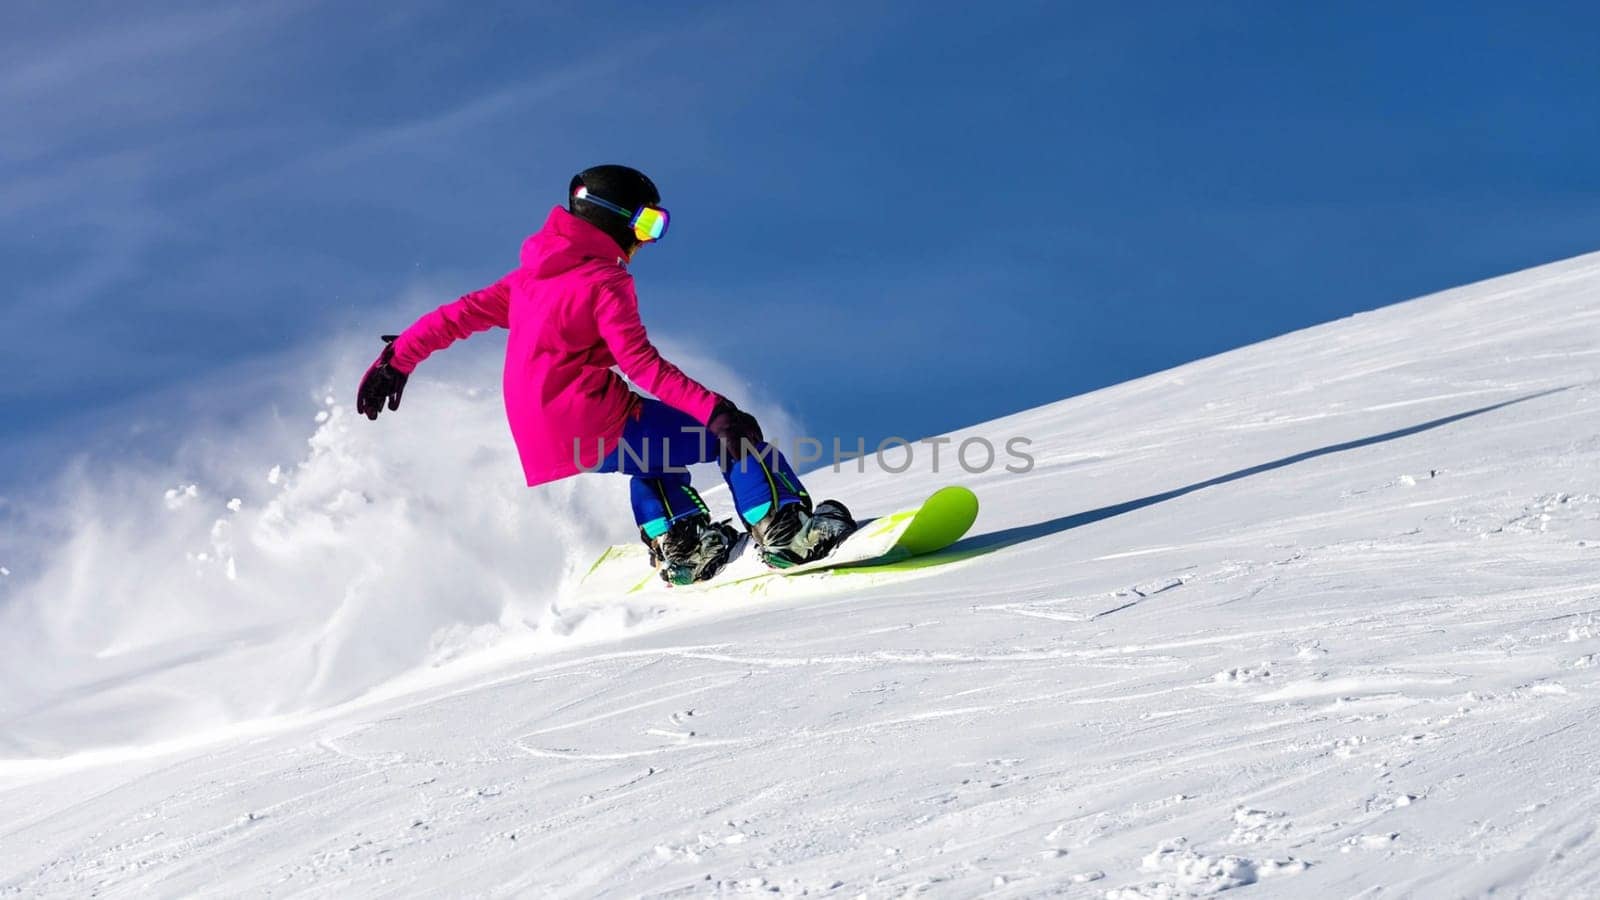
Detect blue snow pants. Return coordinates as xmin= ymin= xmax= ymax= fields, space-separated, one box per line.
xmin=594 ymin=399 xmax=809 ymax=538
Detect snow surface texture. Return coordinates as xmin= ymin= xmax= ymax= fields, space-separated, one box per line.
xmin=3 ymin=252 xmax=1600 ymax=897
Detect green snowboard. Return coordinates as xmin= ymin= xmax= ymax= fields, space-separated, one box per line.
xmin=577 ymin=485 xmax=981 ymax=596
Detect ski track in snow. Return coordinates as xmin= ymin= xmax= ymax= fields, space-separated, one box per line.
xmin=3 ymin=253 xmax=1600 ymax=896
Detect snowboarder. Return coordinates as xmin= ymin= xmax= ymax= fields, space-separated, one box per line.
xmin=356 ymin=164 xmax=855 ymax=584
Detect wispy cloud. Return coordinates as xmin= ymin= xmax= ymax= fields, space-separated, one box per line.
xmin=1 ymin=3 xmax=311 ymax=164
xmin=1 ymin=3 xmax=320 ymax=384
xmin=1 ymin=4 xmax=787 ymax=456
xmin=200 ymin=59 xmax=620 ymax=208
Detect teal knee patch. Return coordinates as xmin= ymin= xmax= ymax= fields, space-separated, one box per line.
xmin=740 ymin=501 xmax=772 ymax=526
xmin=641 ymin=517 xmax=670 ymax=539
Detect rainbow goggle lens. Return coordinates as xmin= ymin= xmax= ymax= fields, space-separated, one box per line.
xmin=574 ymin=186 xmax=670 ymax=243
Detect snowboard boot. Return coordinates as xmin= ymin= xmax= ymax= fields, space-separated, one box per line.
xmin=642 ymin=513 xmax=742 ymax=586
xmin=749 ymin=499 xmax=857 ymax=569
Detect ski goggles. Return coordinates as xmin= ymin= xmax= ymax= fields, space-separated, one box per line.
xmin=573 ymin=186 xmax=670 ymax=243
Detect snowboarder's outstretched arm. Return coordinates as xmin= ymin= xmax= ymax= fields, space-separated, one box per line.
xmin=389 ymin=275 xmax=514 ymax=373
xmin=593 ymin=278 xmax=719 ymax=425
xmin=355 ymin=275 xmax=512 ymax=420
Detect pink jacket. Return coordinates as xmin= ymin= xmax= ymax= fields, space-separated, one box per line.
xmin=389 ymin=207 xmax=720 ymax=486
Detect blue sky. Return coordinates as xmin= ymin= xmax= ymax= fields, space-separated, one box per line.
xmin=3 ymin=1 xmax=1597 ymax=492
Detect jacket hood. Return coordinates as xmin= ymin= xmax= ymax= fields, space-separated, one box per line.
xmin=521 ymin=206 xmax=630 ymax=278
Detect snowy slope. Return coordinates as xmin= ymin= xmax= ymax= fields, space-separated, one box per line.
xmin=3 ymin=251 xmax=1600 ymax=898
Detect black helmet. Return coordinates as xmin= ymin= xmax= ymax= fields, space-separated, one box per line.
xmin=569 ymin=164 xmax=660 ymax=253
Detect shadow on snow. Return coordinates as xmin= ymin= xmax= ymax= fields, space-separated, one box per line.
xmin=933 ymin=387 xmax=1572 ymax=564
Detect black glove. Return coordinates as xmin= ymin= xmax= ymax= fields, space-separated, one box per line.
xmin=356 ymin=334 xmax=409 ymax=420
xmin=707 ymin=396 xmax=763 ymax=461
